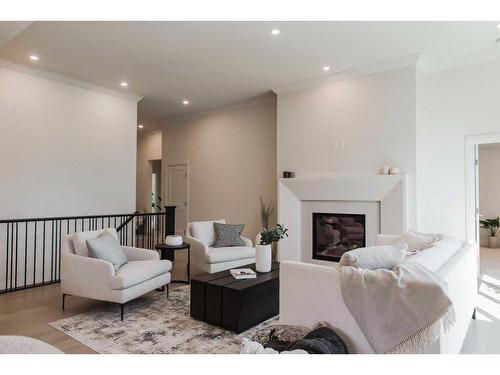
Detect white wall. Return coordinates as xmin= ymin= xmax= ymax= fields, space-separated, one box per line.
xmin=162 ymin=96 xmax=277 ymax=239
xmin=0 ymin=66 xmax=138 ymax=219
xmin=478 ymin=145 xmax=500 ymax=246
xmin=417 ymin=60 xmax=500 ymax=240
xmin=136 ymin=129 xmax=162 ymax=212
xmin=277 ymin=66 xmax=416 ymax=178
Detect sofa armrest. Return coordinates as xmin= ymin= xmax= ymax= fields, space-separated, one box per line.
xmin=122 ymin=246 xmax=160 ymax=261
xmin=185 ymin=235 xmax=209 ymax=267
xmin=61 ymin=253 xmax=115 ymax=294
xmin=241 ymin=236 xmax=253 ymax=247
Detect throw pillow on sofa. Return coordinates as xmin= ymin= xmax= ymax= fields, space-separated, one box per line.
xmin=339 ymin=243 xmax=408 ymax=270
xmin=399 ymin=231 xmax=436 ymax=254
xmin=86 ymin=233 xmax=128 ymax=271
xmin=213 ymin=222 xmax=245 ymax=247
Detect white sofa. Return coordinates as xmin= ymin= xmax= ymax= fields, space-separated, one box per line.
xmin=279 ymin=235 xmax=478 ymax=353
xmin=185 ymin=220 xmax=255 ymax=273
xmin=61 ymin=228 xmax=172 ymax=320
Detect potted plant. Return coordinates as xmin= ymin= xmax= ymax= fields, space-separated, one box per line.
xmin=256 ymin=224 xmax=288 ymax=272
xmin=480 ymin=216 xmax=500 ymax=248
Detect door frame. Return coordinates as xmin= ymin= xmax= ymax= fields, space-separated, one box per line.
xmin=465 ymin=133 xmax=500 ymax=244
xmin=166 ymin=162 xmax=190 ymax=232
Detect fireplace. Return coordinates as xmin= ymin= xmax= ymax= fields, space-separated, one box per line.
xmin=312 ymin=213 xmax=366 ymax=262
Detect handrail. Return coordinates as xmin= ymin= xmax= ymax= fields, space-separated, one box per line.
xmin=0 ymin=207 xmax=176 ymax=294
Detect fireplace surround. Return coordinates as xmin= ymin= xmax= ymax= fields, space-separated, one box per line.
xmin=277 ymin=175 xmax=410 ymax=263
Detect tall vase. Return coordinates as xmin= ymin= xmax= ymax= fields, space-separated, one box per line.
xmin=488 ymin=236 xmax=498 ymax=249
xmin=255 ymin=244 xmax=272 ymax=272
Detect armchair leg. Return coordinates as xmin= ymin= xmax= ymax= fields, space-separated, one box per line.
xmin=167 ymin=284 xmax=169 ymax=298
xmin=62 ymin=294 xmax=67 ymax=311
xmin=472 ymin=307 xmax=477 ymax=320
xmin=120 ymin=304 xmax=125 ymax=321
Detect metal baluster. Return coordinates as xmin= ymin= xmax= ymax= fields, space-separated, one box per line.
xmin=24 ymin=222 xmax=28 ymax=288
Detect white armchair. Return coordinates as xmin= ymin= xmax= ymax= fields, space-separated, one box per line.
xmin=185 ymin=220 xmax=255 ymax=273
xmin=61 ymin=228 xmax=172 ymax=320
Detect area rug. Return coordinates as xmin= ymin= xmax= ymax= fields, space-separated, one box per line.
xmin=49 ymin=286 xmax=277 ymax=354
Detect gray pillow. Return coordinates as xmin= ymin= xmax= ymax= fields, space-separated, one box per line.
xmin=86 ymin=233 xmax=128 ymax=271
xmin=213 ymin=223 xmax=245 ymax=247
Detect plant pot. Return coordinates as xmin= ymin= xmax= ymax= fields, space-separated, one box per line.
xmin=255 ymin=244 xmax=272 ymax=273
xmin=488 ymin=236 xmax=498 ymax=249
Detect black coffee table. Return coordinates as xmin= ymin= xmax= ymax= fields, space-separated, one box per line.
xmin=155 ymin=242 xmax=191 ymax=284
xmin=190 ymin=262 xmax=279 ymax=333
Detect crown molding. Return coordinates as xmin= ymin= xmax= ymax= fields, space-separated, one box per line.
xmin=0 ymin=59 xmax=142 ymax=103
xmin=271 ymin=54 xmax=421 ymax=95
xmin=417 ymin=48 xmax=500 ymax=74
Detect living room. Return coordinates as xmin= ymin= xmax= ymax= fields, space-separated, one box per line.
xmin=2 ymin=0 xmax=500 ymax=373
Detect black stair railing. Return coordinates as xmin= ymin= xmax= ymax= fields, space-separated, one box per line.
xmin=0 ymin=206 xmax=176 ymax=294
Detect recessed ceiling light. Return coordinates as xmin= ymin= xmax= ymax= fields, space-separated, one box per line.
xmin=182 ymin=100 xmax=190 ymax=105
xmin=271 ymin=29 xmax=280 ymax=36
xmin=29 ymin=55 xmax=39 ymax=61
xmin=120 ymin=81 xmax=128 ymax=87
xmin=323 ymin=66 xmax=331 ymax=72
xmin=138 ymin=124 xmax=144 ymax=129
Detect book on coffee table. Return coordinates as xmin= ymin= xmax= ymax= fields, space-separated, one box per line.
xmin=230 ymin=268 xmax=257 ymax=279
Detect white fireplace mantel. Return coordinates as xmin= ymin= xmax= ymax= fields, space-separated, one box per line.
xmin=277 ymin=175 xmax=410 ymax=262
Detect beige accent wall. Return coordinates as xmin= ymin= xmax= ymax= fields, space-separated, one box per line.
xmin=136 ymin=129 xmax=162 ymax=212
xmin=161 ymin=96 xmax=277 ymax=240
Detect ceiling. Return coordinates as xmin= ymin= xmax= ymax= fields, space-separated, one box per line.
xmin=1 ymin=21 xmax=500 ymax=129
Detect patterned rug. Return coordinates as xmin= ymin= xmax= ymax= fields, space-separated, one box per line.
xmin=49 ymin=285 xmax=277 ymax=354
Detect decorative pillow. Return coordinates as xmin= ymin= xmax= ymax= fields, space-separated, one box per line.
xmin=408 ymin=229 xmax=444 ymax=241
xmin=399 ymin=231 xmax=436 ymax=254
xmin=72 ymin=228 xmax=119 ymax=257
xmin=213 ymin=223 xmax=245 ymax=247
xmin=339 ymin=243 xmax=408 ymax=270
xmin=191 ymin=220 xmax=225 ymax=246
xmin=86 ymin=233 xmax=128 ymax=271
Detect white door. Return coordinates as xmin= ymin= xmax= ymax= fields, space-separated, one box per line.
xmin=167 ymin=164 xmax=188 ymax=234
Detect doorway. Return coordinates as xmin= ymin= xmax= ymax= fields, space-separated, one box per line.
xmin=462 ymin=134 xmax=500 ymax=352
xmin=151 ymin=159 xmax=162 ymax=213
xmin=167 ymin=163 xmax=189 ymax=235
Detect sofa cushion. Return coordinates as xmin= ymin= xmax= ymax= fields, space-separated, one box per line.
xmin=339 ymin=243 xmax=408 ymax=270
xmin=87 ymin=233 xmax=128 ymax=271
xmin=72 ymin=228 xmax=119 ymax=257
xmin=191 ymin=220 xmax=225 ymax=246
xmin=111 ymin=260 xmax=172 ymax=290
xmin=205 ymin=246 xmax=255 ymax=264
xmin=398 ymin=231 xmax=436 ymax=254
xmin=213 ymin=222 xmax=245 ymax=247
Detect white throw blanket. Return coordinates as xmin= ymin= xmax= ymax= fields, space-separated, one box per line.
xmin=340 ymin=262 xmax=455 ymax=354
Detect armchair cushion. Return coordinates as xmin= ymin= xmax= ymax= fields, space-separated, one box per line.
xmin=87 ymin=233 xmax=128 ymax=271
xmin=72 ymin=228 xmax=119 ymax=257
xmin=191 ymin=220 xmax=225 ymax=246
xmin=205 ymin=246 xmax=255 ymax=264
xmin=213 ymin=222 xmax=246 ymax=247
xmin=111 ymin=260 xmax=172 ymax=290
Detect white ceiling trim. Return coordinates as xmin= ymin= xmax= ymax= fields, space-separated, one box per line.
xmin=0 ymin=59 xmax=142 ymax=103
xmin=271 ymin=53 xmax=421 ymax=95
xmin=417 ymin=48 xmax=500 ymax=74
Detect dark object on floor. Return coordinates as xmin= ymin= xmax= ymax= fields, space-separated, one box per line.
xmin=262 ymin=323 xmax=349 ymax=354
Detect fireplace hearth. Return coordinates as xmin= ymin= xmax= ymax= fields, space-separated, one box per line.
xmin=312 ymin=213 xmax=366 ymax=262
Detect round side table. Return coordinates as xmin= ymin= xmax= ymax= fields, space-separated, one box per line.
xmin=155 ymin=242 xmax=191 ymax=284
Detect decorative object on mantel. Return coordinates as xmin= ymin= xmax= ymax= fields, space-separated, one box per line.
xmin=257 ymin=224 xmax=288 ymax=272
xmin=480 ymin=216 xmax=500 ymax=248
xmin=165 ymin=234 xmax=183 ymax=246
xmin=283 ymin=171 xmax=295 ymax=178
xmin=260 ymin=197 xmax=274 ymax=231
xmin=381 ymin=166 xmax=390 ymax=175
xmin=389 ymin=167 xmax=400 ymax=174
